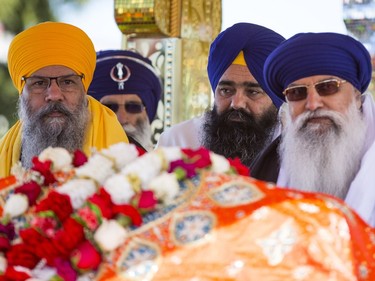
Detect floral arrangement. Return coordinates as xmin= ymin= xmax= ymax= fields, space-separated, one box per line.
xmin=0 ymin=143 xmax=248 ymax=281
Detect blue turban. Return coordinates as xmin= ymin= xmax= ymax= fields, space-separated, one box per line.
xmin=264 ymin=32 xmax=372 ymax=102
xmin=88 ymin=50 xmax=162 ymax=121
xmin=207 ymin=22 xmax=286 ymax=108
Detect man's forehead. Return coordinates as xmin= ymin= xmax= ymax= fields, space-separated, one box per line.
xmin=220 ymin=64 xmax=257 ymax=83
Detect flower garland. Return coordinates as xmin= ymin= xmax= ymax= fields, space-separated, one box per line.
xmin=0 ymin=143 xmax=249 ymax=281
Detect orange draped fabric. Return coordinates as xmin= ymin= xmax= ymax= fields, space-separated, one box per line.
xmin=97 ymin=172 xmax=375 ymax=281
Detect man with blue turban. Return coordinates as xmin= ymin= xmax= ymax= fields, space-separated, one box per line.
xmin=250 ymin=32 xmax=375 ymax=227
xmin=158 ymin=22 xmax=285 ymax=168
xmin=89 ymin=50 xmax=162 ymax=151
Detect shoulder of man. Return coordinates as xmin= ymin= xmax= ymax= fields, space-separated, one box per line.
xmin=156 ymin=116 xmax=204 ymax=148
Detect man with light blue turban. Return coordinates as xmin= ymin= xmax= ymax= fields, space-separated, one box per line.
xmin=251 ymin=32 xmax=375 ymax=227
xmin=158 ymin=22 xmax=285 ymax=168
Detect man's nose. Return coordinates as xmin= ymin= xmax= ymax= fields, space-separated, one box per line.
xmin=230 ymin=91 xmax=247 ymax=110
xmin=116 ymin=105 xmax=129 ymax=125
xmin=305 ymin=88 xmax=324 ymax=111
xmin=45 ymin=79 xmax=63 ymax=101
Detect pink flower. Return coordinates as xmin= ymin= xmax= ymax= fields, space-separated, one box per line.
xmin=70 ymin=240 xmax=102 ymax=272
xmin=54 ymin=257 xmax=77 ymax=281
xmin=76 ymin=205 xmax=100 ymax=231
xmin=30 ymin=214 xmax=59 ymax=238
xmin=72 ymin=150 xmax=88 ymax=167
xmin=132 ymin=190 xmax=157 ymax=212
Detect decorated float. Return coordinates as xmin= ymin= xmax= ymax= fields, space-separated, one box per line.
xmin=0 ymin=143 xmax=374 ymax=281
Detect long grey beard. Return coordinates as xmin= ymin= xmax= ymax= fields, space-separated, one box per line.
xmin=279 ymin=101 xmax=366 ymax=199
xmin=18 ymin=95 xmax=89 ymax=168
xmin=123 ymin=117 xmax=154 ymax=151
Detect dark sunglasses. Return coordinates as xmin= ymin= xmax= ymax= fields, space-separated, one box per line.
xmin=283 ymin=79 xmax=347 ymax=102
xmin=103 ymin=102 xmax=145 ymax=114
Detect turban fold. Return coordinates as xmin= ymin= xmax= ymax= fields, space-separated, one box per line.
xmin=207 ymin=22 xmax=285 ymax=108
xmin=7 ymin=21 xmax=96 ymax=93
xmin=88 ymin=50 xmax=162 ymax=121
xmin=264 ymin=32 xmax=372 ymax=102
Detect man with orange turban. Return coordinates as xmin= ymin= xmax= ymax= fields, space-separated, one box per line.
xmin=0 ymin=21 xmax=129 ymax=177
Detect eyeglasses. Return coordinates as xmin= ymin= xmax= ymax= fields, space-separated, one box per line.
xmin=21 ymin=74 xmax=84 ymax=94
xmin=282 ymin=78 xmax=347 ymax=102
xmin=102 ymin=102 xmax=146 ymax=114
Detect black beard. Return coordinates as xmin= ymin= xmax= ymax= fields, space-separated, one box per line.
xmin=201 ymin=105 xmax=278 ymax=167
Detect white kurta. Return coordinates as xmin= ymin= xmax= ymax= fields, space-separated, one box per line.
xmin=156 ymin=116 xmax=205 ymax=149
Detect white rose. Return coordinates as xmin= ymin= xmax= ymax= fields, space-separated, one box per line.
xmin=30 ymin=265 xmax=57 ymax=281
xmin=4 ymin=194 xmax=29 ymax=217
xmin=103 ymin=174 xmax=135 ymax=205
xmin=157 ymin=147 xmax=182 ymax=162
xmin=209 ymin=152 xmax=230 ymax=173
xmin=101 ymin=142 xmax=139 ymax=170
xmin=94 ymin=219 xmax=127 ymax=252
xmin=146 ymin=172 xmax=180 ymax=204
xmin=56 ymin=179 xmax=97 ymax=209
xmin=0 ymin=256 xmax=6 ymax=272
xmin=38 ymin=147 xmax=72 ymax=172
xmin=75 ymin=154 xmax=114 ymax=185
xmin=121 ymin=153 xmax=162 ymax=185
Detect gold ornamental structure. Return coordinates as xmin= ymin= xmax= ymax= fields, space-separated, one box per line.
xmin=114 ymin=0 xmax=222 ymax=143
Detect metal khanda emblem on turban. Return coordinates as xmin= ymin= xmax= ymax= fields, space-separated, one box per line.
xmin=110 ymin=62 xmax=131 ymax=90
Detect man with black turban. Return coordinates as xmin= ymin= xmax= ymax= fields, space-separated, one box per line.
xmin=157 ymin=22 xmax=285 ymax=168
xmin=251 ymin=32 xmax=375 ymax=227
xmin=89 ymin=50 xmax=162 ymax=151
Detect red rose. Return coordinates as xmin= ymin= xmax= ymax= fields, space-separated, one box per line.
xmin=19 ymin=228 xmax=45 ymax=249
xmin=3 ymin=266 xmax=31 ymax=281
xmin=31 ymin=157 xmax=56 ymax=185
xmin=36 ymin=191 xmax=73 ymax=222
xmin=19 ymin=228 xmax=60 ymax=265
xmin=182 ymin=147 xmax=212 ymax=168
xmin=14 ymin=180 xmax=42 ymax=205
xmin=135 ymin=145 xmax=146 ymax=156
xmin=36 ymin=239 xmax=61 ymax=265
xmin=0 ymin=235 xmax=11 ymax=252
xmin=70 ymin=240 xmax=102 ymax=272
xmin=53 ymin=217 xmax=85 ymax=258
xmin=112 ymin=204 xmax=143 ymax=226
xmin=6 ymin=243 xmax=40 ymax=269
xmin=228 ymin=157 xmax=250 ymax=176
xmin=72 ymin=150 xmax=88 ymax=167
xmin=88 ymin=188 xmax=113 ymax=219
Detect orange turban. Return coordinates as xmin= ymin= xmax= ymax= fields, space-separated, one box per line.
xmin=7 ymin=21 xmax=96 ymax=93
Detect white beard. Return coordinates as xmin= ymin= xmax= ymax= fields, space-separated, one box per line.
xmin=123 ymin=118 xmax=154 ymax=151
xmin=279 ymin=101 xmax=367 ymax=199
